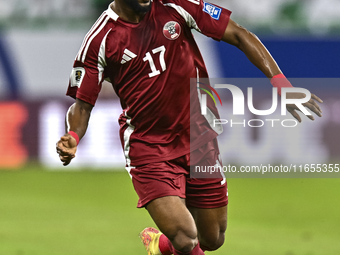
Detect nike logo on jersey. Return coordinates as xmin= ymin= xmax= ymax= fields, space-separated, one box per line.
xmin=121 ymin=49 xmax=137 ymax=64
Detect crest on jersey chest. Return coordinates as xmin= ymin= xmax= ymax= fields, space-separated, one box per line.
xmin=163 ymin=21 xmax=181 ymax=40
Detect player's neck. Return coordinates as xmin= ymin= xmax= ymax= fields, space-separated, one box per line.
xmin=110 ymin=1 xmax=148 ymax=23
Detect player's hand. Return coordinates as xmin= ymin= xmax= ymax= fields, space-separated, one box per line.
xmin=286 ymin=92 xmax=323 ymax=122
xmin=56 ymin=134 xmax=78 ymax=166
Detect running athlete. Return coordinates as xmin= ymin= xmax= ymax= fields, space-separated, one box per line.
xmin=56 ymin=0 xmax=323 ymax=254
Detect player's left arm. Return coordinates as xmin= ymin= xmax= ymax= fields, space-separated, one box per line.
xmin=221 ymin=19 xmax=323 ymax=122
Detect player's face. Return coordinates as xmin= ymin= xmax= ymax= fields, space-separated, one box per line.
xmin=125 ymin=0 xmax=152 ymax=13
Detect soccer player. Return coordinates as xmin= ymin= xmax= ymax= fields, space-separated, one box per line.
xmin=56 ymin=0 xmax=323 ymax=254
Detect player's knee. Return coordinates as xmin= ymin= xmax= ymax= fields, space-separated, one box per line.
xmin=168 ymin=229 xmax=198 ymax=253
xmin=200 ymin=230 xmax=226 ymax=251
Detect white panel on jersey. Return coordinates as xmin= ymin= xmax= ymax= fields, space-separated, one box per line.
xmin=163 ymin=3 xmax=201 ymax=32
xmin=123 ymin=116 xmax=135 ymax=167
xmin=187 ymin=0 xmax=200 ymax=5
xmin=106 ymin=5 xmax=119 ymax=21
xmin=77 ymin=8 xmax=118 ymax=63
xmin=76 ymin=12 xmax=107 ymax=62
xmin=81 ymin=15 xmax=110 ymax=63
xmin=125 ymin=166 xmax=135 ymax=179
xmin=98 ymin=29 xmax=112 ymax=85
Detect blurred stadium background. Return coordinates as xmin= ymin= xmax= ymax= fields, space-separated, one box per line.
xmin=0 ymin=0 xmax=340 ymax=254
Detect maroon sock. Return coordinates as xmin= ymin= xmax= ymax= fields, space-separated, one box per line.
xmin=173 ymin=243 xmax=205 ymax=255
xmin=159 ymin=234 xmax=172 ymax=255
xmin=158 ymin=234 xmax=205 ymax=255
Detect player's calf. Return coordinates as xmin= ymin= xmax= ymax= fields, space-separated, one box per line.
xmin=145 ymin=196 xmax=202 ymax=253
xmin=167 ymin=229 xmax=198 ymax=253
xmin=187 ymin=204 xmax=228 ymax=252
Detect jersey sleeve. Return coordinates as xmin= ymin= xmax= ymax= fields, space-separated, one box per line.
xmin=66 ymin=25 xmax=110 ymax=106
xmin=163 ymin=0 xmax=232 ymax=41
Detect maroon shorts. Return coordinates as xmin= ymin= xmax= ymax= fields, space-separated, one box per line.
xmin=129 ymin=139 xmax=228 ymax=208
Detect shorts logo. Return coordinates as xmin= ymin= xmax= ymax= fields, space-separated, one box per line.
xmin=70 ymin=67 xmax=85 ymax=88
xmin=203 ymin=2 xmax=222 ymax=20
xmin=163 ymin=21 xmax=181 ymax=40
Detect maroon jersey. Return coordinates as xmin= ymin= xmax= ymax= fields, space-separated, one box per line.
xmin=67 ymin=0 xmax=231 ymax=166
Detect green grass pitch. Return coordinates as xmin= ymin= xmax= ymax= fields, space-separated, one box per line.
xmin=0 ymin=166 xmax=340 ymax=255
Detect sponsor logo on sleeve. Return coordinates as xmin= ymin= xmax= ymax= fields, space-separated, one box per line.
xmin=70 ymin=67 xmax=85 ymax=88
xmin=203 ymin=2 xmax=222 ymax=20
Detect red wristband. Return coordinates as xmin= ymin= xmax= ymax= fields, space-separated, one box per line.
xmin=68 ymin=131 xmax=79 ymax=145
xmin=270 ymin=73 xmax=293 ymax=96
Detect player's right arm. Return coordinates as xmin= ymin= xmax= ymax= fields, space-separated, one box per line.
xmin=57 ymin=10 xmax=112 ymax=165
xmin=56 ymin=98 xmax=93 ymax=166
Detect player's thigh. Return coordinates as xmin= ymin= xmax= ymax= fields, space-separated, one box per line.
xmin=129 ymin=160 xmax=187 ymax=208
